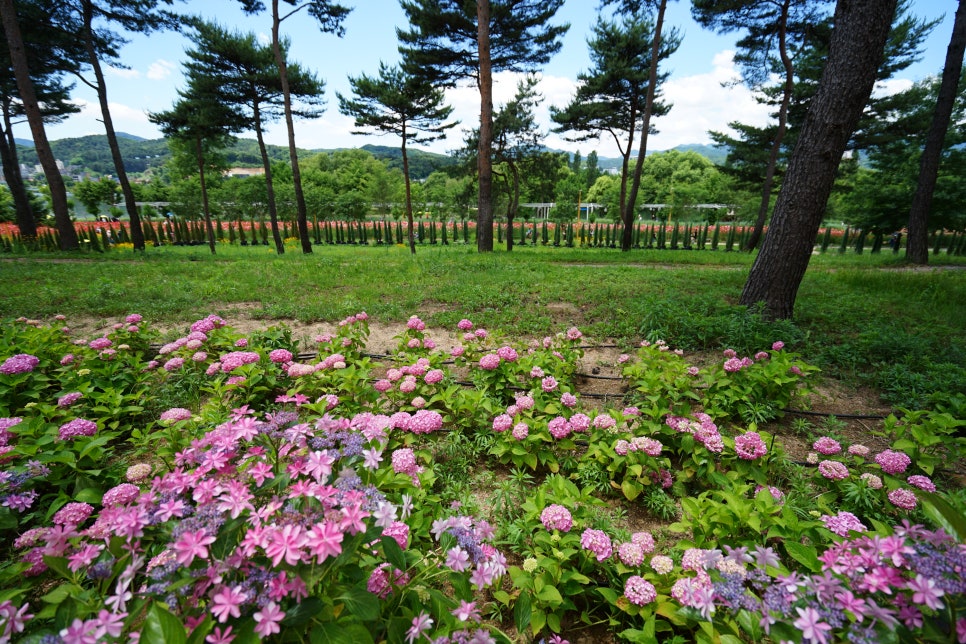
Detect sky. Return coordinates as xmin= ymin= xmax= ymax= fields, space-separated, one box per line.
xmin=14 ymin=0 xmax=957 ymax=160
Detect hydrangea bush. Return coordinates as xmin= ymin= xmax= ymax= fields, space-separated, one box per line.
xmin=0 ymin=313 xmax=963 ymax=643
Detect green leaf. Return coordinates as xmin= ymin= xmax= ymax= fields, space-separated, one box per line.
xmin=74 ymin=487 xmax=103 ymax=504
xmin=535 ymin=584 xmax=563 ymax=606
xmin=310 ymin=622 xmax=375 ymax=644
xmin=621 ymin=479 xmax=642 ymax=501
xmin=784 ymin=541 xmax=820 ymax=573
xmin=284 ymin=596 xmax=325 ymax=627
xmin=338 ymin=585 xmax=381 ymax=622
xmin=380 ymin=535 xmax=407 ymax=570
xmin=919 ymin=491 xmax=966 ymax=541
xmin=142 ymin=602 xmax=188 ymax=644
xmin=513 ymin=591 xmax=532 ymax=633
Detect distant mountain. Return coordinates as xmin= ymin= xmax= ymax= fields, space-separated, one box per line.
xmin=593 ymin=143 xmax=728 ymax=171
xmin=13 ymin=133 xmax=723 ymax=178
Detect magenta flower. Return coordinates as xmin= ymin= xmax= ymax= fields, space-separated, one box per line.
xmin=772 ymin=341 xmax=785 ymax=351
xmin=540 ymin=504 xmax=573 ymax=532
xmin=405 ymin=612 xmax=433 ymax=643
xmin=210 ymin=585 xmax=247 ymax=623
xmin=451 ymin=600 xmax=480 ymax=622
xmin=160 ymin=407 xmax=192 ymax=423
xmin=511 ymin=422 xmax=529 ymax=440
xmin=57 ymin=392 xmax=83 ymax=408
xmin=812 ymin=436 xmax=842 ymax=455
xmin=618 ymin=542 xmax=645 ymax=567
xmin=541 ymin=375 xmax=558 ymax=392
xmin=907 ymin=574 xmax=945 ymax=610
xmin=269 ymin=349 xmax=293 ymax=364
xmin=580 ymin=528 xmax=612 ymax=561
xmin=253 ymin=602 xmax=285 ymax=638
xmin=173 ymin=528 xmax=217 ymax=566
xmin=818 ymin=460 xmax=849 ymax=481
xmin=734 ymin=431 xmax=768 ymax=460
xmin=478 ymin=354 xmax=500 ymax=370
xmin=906 ymin=475 xmax=936 ymax=492
xmin=457 ymin=318 xmax=473 ymax=331
xmin=793 ymin=606 xmax=832 ymax=644
xmin=624 ymin=575 xmax=657 ymax=606
xmin=52 ymin=502 xmax=94 ymax=526
xmin=446 ymin=546 xmax=471 ymax=572
xmin=888 ymin=488 xmax=918 ymax=510
xmin=875 ymin=449 xmax=912 ymax=475
xmin=58 ymin=418 xmax=97 ymax=441
xmin=820 ymin=511 xmax=867 ymax=536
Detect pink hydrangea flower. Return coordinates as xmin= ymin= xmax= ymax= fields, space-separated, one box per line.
xmin=875 ymin=450 xmax=912 ymax=475
xmin=269 ymin=349 xmax=293 ymax=364
xmin=772 ymin=341 xmax=785 ymax=351
xmin=812 ymin=437 xmax=842 ymax=455
xmin=821 ymin=511 xmax=866 ymax=536
xmin=539 ymin=504 xmax=572 ymax=532
xmin=511 ymin=422 xmax=529 ymax=440
xmin=906 ymin=475 xmax=936 ymax=492
xmin=734 ymin=432 xmax=768 ymax=460
xmin=624 ymin=575 xmax=657 ymax=606
xmin=818 ymin=460 xmax=849 ymax=481
xmin=478 ymin=354 xmax=501 ymax=370
xmin=492 ymin=414 xmax=513 ymax=432
xmin=58 ymin=418 xmax=97 ymax=441
xmin=160 ymin=408 xmax=192 ymax=423
xmin=541 ymin=376 xmax=558 ymax=392
xmin=888 ymin=488 xmax=918 ymax=510
xmin=580 ymin=528 xmax=612 ymax=561
xmin=53 ymin=502 xmax=94 ymax=526
xmin=0 ymin=353 xmax=40 ymax=375
xmin=57 ymin=392 xmax=83 ymax=407
xmin=457 ymin=319 xmax=473 ymax=331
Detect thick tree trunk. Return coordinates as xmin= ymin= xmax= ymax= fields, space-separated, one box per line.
xmin=272 ymin=0 xmax=312 ymax=254
xmin=476 ymin=0 xmax=494 ymax=252
xmin=739 ymin=0 xmax=898 ymax=319
xmin=745 ymin=0 xmax=793 ymax=252
xmin=905 ymin=0 xmax=966 ymax=265
xmin=0 ymin=108 xmax=36 ymax=238
xmin=0 ymin=0 xmax=78 ymax=249
xmin=253 ymin=103 xmax=284 ymax=255
xmin=621 ymin=0 xmax=666 ymax=252
xmin=82 ymin=2 xmax=145 ymax=252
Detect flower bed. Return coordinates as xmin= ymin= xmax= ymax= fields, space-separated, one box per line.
xmin=0 ymin=313 xmax=964 ymax=643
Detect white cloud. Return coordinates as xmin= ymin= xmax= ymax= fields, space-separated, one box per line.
xmin=105 ymin=66 xmax=140 ymax=80
xmin=146 ymin=60 xmax=176 ymax=81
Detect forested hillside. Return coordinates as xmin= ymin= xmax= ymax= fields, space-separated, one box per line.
xmin=14 ymin=135 xmax=457 ymax=180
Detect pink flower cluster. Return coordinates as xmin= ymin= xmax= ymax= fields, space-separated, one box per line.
xmin=818 ymin=460 xmax=849 ymax=481
xmin=812 ymin=436 xmax=842 ymax=455
xmin=190 ymin=314 xmax=226 ymax=334
xmin=57 ymin=392 xmax=83 ymax=408
xmin=52 ymin=502 xmax=95 ymax=526
xmin=580 ymin=528 xmax=612 ymax=561
xmin=734 ymin=431 xmax=768 ymax=460
xmin=220 ymin=351 xmax=261 ymax=373
xmin=666 ymin=413 xmax=723 ymax=453
xmin=624 ymin=575 xmax=657 ymax=606
xmin=875 ymin=449 xmax=912 ymax=475
xmin=407 ymin=410 xmax=443 ymax=434
xmin=160 ymin=408 xmax=192 ymax=423
xmin=888 ymin=488 xmax=918 ymax=510
xmin=0 ymin=353 xmax=39 ymax=375
xmin=58 ymin=418 xmax=97 ymax=441
xmin=540 ymin=504 xmax=573 ymax=532
xmin=478 ymin=354 xmax=500 ymax=370
xmin=269 ymin=349 xmax=293 ymax=364
xmin=821 ymin=510 xmax=867 ymax=536
xmin=614 ymin=436 xmax=663 ymax=457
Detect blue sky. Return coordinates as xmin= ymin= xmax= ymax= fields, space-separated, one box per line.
xmin=16 ymin=0 xmax=956 ymax=159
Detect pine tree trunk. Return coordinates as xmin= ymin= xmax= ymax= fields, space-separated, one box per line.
xmin=906 ymin=0 xmax=966 ymax=265
xmin=739 ymin=0 xmax=897 ymax=319
xmin=0 ymin=108 xmax=36 ymax=238
xmin=0 ymin=0 xmax=78 ymax=249
xmin=476 ymin=0 xmax=494 ymax=252
xmin=622 ymin=0 xmax=666 ymax=252
xmin=402 ymin=129 xmax=417 ymax=255
xmin=272 ymin=0 xmax=312 ymax=254
xmin=81 ymin=1 xmax=144 ymax=252
xmin=194 ymin=136 xmax=216 ymax=254
xmin=253 ymin=103 xmax=284 ymax=255
xmin=745 ymin=0 xmax=793 ymax=252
